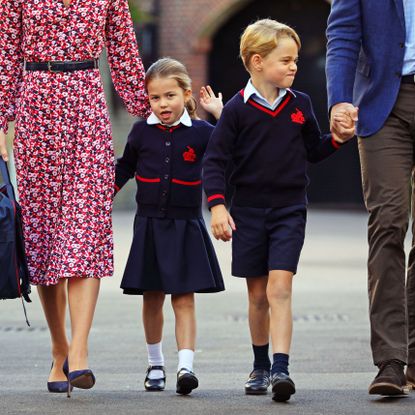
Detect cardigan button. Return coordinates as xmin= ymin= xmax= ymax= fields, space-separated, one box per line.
xmin=165 ymin=157 xmax=170 ymax=163
xmin=166 ymin=141 xmax=171 ymax=146
xmin=162 ymin=190 xmax=167 ymax=197
xmin=164 ymin=174 xmax=169 ymax=180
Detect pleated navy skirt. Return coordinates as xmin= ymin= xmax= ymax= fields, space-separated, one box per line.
xmin=121 ymin=215 xmax=225 ymax=295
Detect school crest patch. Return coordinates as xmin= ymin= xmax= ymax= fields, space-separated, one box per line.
xmin=183 ymin=146 xmax=197 ymax=162
xmin=291 ymin=108 xmax=305 ymax=125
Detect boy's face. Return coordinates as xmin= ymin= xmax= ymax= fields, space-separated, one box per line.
xmin=147 ymin=76 xmax=192 ymax=125
xmin=253 ymin=37 xmax=299 ymax=89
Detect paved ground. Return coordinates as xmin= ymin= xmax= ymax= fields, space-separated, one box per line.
xmin=2 ymin=209 xmax=415 ymax=415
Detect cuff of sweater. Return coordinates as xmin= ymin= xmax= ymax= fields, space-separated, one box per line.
xmin=114 ymin=183 xmax=121 ymax=195
xmin=207 ymin=194 xmax=226 ymax=209
xmin=331 ymin=135 xmax=346 ymax=150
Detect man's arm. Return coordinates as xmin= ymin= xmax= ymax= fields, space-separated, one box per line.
xmin=326 ymin=0 xmax=362 ymax=109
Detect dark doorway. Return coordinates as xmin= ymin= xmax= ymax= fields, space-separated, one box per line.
xmin=208 ymin=0 xmax=363 ymax=207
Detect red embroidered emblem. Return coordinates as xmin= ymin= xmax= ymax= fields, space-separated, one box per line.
xmin=291 ymin=108 xmax=305 ymax=125
xmin=183 ymin=146 xmax=197 ymax=162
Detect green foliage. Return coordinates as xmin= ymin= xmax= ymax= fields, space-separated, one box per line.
xmin=128 ymin=0 xmax=152 ymax=24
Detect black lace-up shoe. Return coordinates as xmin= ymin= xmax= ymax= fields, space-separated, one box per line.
xmin=271 ymin=372 xmax=296 ymax=402
xmin=368 ymin=360 xmax=408 ymax=396
xmin=244 ymin=369 xmax=270 ymax=395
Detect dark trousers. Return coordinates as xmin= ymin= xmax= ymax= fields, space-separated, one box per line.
xmin=358 ymin=83 xmax=415 ymax=366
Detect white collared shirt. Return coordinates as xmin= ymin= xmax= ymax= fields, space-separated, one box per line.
xmin=146 ymin=108 xmax=192 ymax=127
xmin=243 ymin=79 xmax=295 ymax=110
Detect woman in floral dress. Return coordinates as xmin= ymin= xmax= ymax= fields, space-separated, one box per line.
xmin=0 ymin=0 xmax=150 ymax=391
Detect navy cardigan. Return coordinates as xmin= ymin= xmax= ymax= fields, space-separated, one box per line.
xmin=115 ymin=120 xmax=214 ymax=219
xmin=203 ymin=89 xmax=344 ymax=209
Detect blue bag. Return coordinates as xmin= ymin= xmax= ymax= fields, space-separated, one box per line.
xmin=0 ymin=158 xmax=31 ymax=313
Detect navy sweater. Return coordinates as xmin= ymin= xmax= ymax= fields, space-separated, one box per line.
xmin=203 ymin=89 xmax=343 ymax=209
xmin=115 ymin=120 xmax=214 ymax=219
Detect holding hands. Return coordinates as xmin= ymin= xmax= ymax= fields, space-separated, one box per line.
xmin=330 ymin=102 xmax=358 ymax=143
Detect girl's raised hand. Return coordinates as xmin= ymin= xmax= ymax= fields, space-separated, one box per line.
xmin=200 ymin=85 xmax=223 ymax=120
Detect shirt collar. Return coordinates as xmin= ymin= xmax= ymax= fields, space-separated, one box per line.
xmin=146 ymin=108 xmax=192 ymax=127
xmin=243 ymin=79 xmax=296 ymax=103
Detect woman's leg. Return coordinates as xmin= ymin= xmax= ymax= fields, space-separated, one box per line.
xmin=37 ymin=279 xmax=70 ymax=381
xmin=267 ymin=270 xmax=294 ymax=355
xmin=67 ymin=277 xmax=100 ymax=371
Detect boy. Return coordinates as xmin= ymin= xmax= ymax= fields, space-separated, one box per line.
xmin=203 ymin=19 xmax=355 ymax=402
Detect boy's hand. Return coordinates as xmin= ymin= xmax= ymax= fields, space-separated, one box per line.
xmin=210 ymin=204 xmax=236 ymax=242
xmin=200 ymin=85 xmax=223 ymax=120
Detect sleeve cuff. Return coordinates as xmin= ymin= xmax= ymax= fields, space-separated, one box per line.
xmin=207 ymin=194 xmax=226 ymax=209
xmin=331 ymin=135 xmax=344 ymax=150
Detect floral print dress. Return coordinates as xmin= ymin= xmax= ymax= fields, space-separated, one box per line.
xmin=0 ymin=0 xmax=150 ymax=285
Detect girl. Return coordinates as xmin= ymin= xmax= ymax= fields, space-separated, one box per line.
xmin=114 ymin=58 xmax=224 ymax=395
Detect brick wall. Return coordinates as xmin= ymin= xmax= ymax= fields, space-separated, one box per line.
xmin=158 ymin=0 xmax=243 ymax=102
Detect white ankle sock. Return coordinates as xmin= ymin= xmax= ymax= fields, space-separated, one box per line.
xmin=178 ymin=349 xmax=194 ymax=372
xmin=147 ymin=342 xmax=164 ymax=379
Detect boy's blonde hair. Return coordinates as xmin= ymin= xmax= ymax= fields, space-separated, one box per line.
xmin=240 ymin=19 xmax=301 ymax=71
xmin=145 ymin=57 xmax=198 ymax=119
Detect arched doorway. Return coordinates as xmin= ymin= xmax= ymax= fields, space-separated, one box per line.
xmin=208 ymin=0 xmax=363 ymax=207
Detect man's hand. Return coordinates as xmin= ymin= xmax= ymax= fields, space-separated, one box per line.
xmin=210 ymin=204 xmax=236 ymax=242
xmin=0 ymin=129 xmax=8 ymax=161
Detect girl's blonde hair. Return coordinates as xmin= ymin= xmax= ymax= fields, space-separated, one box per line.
xmin=145 ymin=58 xmax=198 ymax=119
xmin=240 ymin=19 xmax=301 ymax=71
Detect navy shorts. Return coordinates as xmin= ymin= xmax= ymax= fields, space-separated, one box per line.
xmin=230 ymin=204 xmax=307 ymax=277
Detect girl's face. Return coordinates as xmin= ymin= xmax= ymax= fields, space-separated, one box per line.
xmin=147 ymin=76 xmax=192 ymax=125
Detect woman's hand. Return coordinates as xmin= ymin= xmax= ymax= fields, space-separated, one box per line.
xmin=0 ymin=129 xmax=9 ymax=161
xmin=200 ymin=85 xmax=223 ymax=120
xmin=210 ymin=204 xmax=236 ymax=242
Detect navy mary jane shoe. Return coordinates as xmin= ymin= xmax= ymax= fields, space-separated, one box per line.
xmin=144 ymin=365 xmax=166 ymax=391
xmin=176 ymin=368 xmax=199 ymax=395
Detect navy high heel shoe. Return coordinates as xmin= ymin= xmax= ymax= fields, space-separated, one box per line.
xmin=64 ymin=358 xmax=96 ymax=397
xmin=47 ymin=360 xmax=72 ymax=394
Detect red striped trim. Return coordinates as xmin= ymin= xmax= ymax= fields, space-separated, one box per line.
xmin=156 ymin=124 xmax=181 ymax=132
xmin=136 ymin=175 xmax=161 ymax=183
xmin=207 ymin=194 xmax=225 ymax=202
xmin=331 ymin=136 xmax=341 ymax=149
xmin=239 ymin=89 xmax=292 ymax=117
xmin=171 ymin=178 xmax=201 ymax=186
